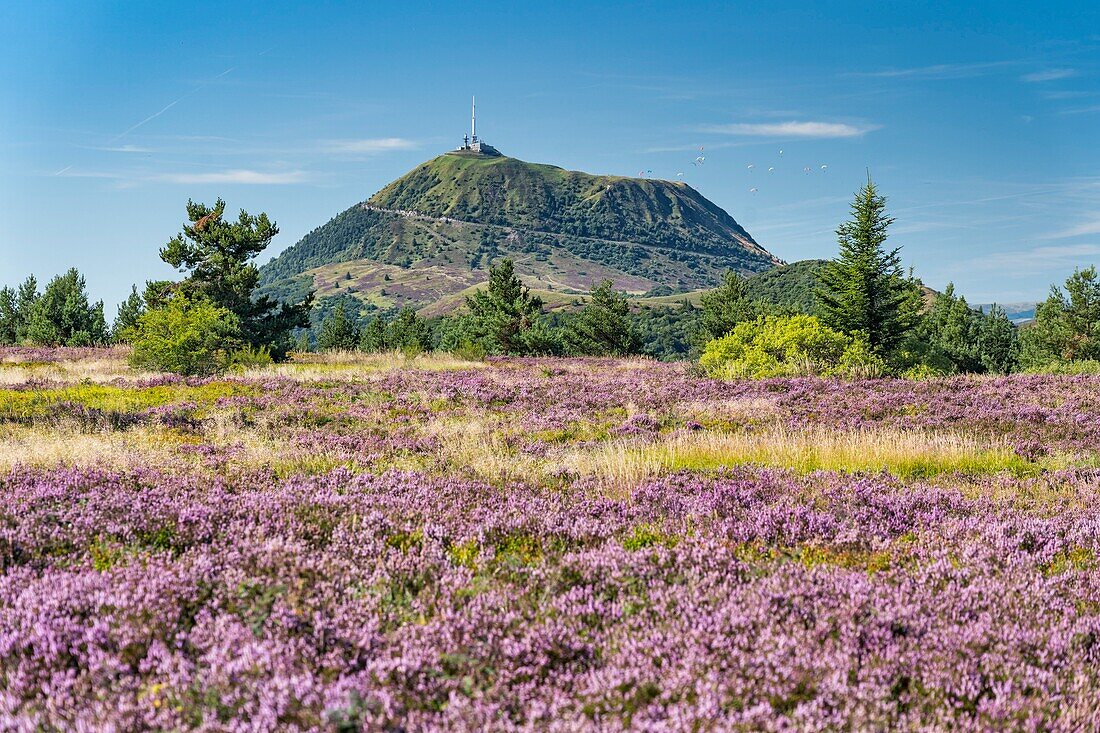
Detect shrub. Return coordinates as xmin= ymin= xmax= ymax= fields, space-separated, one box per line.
xmin=1022 ymin=359 xmax=1100 ymax=376
xmin=699 ymin=314 xmax=884 ymax=379
xmin=226 ymin=345 xmax=274 ymax=371
xmin=317 ymin=303 xmax=360 ymax=351
xmin=451 ymin=339 xmax=487 ymax=362
xmin=127 ymin=295 xmax=242 ymax=376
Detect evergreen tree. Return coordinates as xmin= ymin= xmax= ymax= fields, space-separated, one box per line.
xmin=1021 ymin=266 xmax=1100 ymax=366
xmin=160 ymin=199 xmax=312 ymax=358
xmin=465 ymin=259 xmax=548 ymax=355
xmin=695 ymin=271 xmax=764 ymax=344
xmin=562 ymin=279 xmax=642 ymax=355
xmin=14 ymin=276 xmax=39 ymax=343
xmin=112 ymin=285 xmax=145 ymax=342
xmin=359 ymin=317 xmax=388 ymax=353
xmin=0 ymin=287 xmax=18 ymax=345
xmin=24 ymin=268 xmax=108 ymax=346
xmin=978 ymin=304 xmax=1020 ymax=374
xmin=294 ymin=330 xmax=312 ymax=354
xmin=316 ymin=302 xmax=360 ymax=351
xmin=386 ymin=307 xmax=432 ymax=353
xmin=816 ymin=178 xmax=919 ymax=356
xmin=914 ymin=284 xmax=982 ymax=373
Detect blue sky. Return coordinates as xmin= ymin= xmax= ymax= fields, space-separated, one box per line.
xmin=2 ymin=0 xmax=1099 ymax=313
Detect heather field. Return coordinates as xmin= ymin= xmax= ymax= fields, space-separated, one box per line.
xmin=5 ymin=348 xmax=1100 ymax=731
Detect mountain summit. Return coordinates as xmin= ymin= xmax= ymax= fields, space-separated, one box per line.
xmin=260 ymin=152 xmax=782 ymax=313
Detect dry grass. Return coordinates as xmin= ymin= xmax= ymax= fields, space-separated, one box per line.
xmin=429 ymin=416 xmax=541 ymax=484
xmin=0 ymin=355 xmax=159 ymax=385
xmin=558 ymin=427 xmax=1036 ymax=495
xmin=0 ymin=424 xmax=191 ymax=471
xmin=237 ymin=351 xmax=489 ymax=380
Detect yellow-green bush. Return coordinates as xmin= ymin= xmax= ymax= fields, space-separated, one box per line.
xmin=699 ymin=314 xmax=884 ymax=379
xmin=127 ymin=295 xmax=241 ymax=376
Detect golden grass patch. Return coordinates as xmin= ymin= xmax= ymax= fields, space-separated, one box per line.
xmin=558 ymin=426 xmax=1038 ymax=494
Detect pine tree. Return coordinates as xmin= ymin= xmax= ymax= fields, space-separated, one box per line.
xmin=294 ymin=330 xmax=312 ymax=354
xmin=816 ymin=178 xmax=918 ymax=356
xmin=465 ymin=259 xmax=548 ymax=355
xmin=1021 ymin=266 xmax=1100 ymax=366
xmin=316 ymin=302 xmax=360 ymax=351
xmin=562 ymin=280 xmax=642 ymax=355
xmin=915 ymin=283 xmax=982 ymax=373
xmin=0 ymin=287 xmax=18 ymax=345
xmin=24 ymin=268 xmax=108 ymax=346
xmin=160 ymin=199 xmax=312 ymax=358
xmin=386 ymin=307 xmax=432 ymax=353
xmin=978 ymin=304 xmax=1020 ymax=374
xmin=14 ymin=276 xmax=39 ymax=343
xmin=359 ymin=317 xmax=388 ymax=353
xmin=695 ymin=271 xmax=763 ymax=344
xmin=112 ymin=285 xmax=145 ymax=342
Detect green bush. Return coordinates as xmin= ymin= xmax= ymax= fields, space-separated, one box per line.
xmin=699 ymin=314 xmax=884 ymax=379
xmin=226 ymin=345 xmax=274 ymax=371
xmin=127 ymin=295 xmax=242 ymax=376
xmin=450 ymin=339 xmax=487 ymax=362
xmin=1021 ymin=359 xmax=1100 ymax=376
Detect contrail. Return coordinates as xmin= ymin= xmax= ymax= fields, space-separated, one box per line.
xmin=110 ymin=66 xmax=235 ymax=142
xmin=53 ymin=165 xmax=73 ymax=176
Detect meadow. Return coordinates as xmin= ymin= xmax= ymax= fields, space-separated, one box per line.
xmin=2 ymin=347 xmax=1100 ymax=730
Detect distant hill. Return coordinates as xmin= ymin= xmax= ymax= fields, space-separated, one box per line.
xmin=743 ymin=259 xmax=829 ymax=312
xmin=259 ymin=150 xmax=781 ymax=313
xmin=976 ymin=302 xmax=1037 ymax=324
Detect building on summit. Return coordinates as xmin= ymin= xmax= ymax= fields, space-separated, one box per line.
xmin=455 ymin=97 xmax=500 ymax=156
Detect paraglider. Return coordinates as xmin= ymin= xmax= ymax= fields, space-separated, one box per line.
xmin=767 ymin=167 xmax=775 ymax=173
xmin=749 ymin=187 xmax=758 ymax=193
xmin=692 ymin=155 xmax=705 ymax=166
xmin=676 ymin=172 xmax=684 ymax=179
xmin=803 ymin=166 xmax=812 ymax=173
xmin=747 ymin=163 xmax=755 ymax=171
xmin=779 ymin=149 xmax=784 ymax=155
xmin=820 ymin=165 xmax=828 ymax=171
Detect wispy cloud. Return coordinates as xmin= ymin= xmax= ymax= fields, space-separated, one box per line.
xmin=89 ymin=144 xmax=155 ymax=153
xmin=156 ymin=169 xmax=308 ymax=185
xmin=1044 ymin=219 xmax=1100 ymax=239
xmin=319 ymin=137 xmax=418 ymax=154
xmin=1042 ymin=90 xmax=1094 ymax=100
xmin=969 ymin=244 xmax=1100 ymax=273
xmin=698 ymin=121 xmax=880 ymax=139
xmin=848 ymin=61 xmax=1012 ymax=80
xmin=53 ymin=168 xmax=125 ymax=179
xmin=1061 ymin=104 xmax=1100 ymax=115
xmin=1022 ymin=68 xmax=1076 ymax=82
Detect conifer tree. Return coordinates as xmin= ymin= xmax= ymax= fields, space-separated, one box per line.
xmin=816 ymin=178 xmax=918 ymax=356
xmin=978 ymin=304 xmax=1020 ymax=374
xmin=465 ymin=259 xmax=548 ymax=355
xmin=0 ymin=287 xmax=17 ymax=345
xmin=1021 ymin=266 xmax=1100 ymax=366
xmin=386 ymin=307 xmax=432 ymax=353
xmin=112 ymin=285 xmax=145 ymax=342
xmin=24 ymin=268 xmax=107 ymax=346
xmin=562 ymin=279 xmax=641 ymax=355
xmin=316 ymin=302 xmax=360 ymax=351
xmin=14 ymin=276 xmax=39 ymax=343
xmin=915 ymin=283 xmax=982 ymax=373
xmin=696 ymin=271 xmax=763 ymax=344
xmin=359 ymin=317 xmax=388 ymax=353
xmin=160 ymin=199 xmax=312 ymax=357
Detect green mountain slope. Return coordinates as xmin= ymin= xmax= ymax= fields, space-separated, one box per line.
xmin=259 ymin=151 xmax=782 ymax=312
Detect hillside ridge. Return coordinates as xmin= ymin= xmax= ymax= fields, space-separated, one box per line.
xmin=259 ymin=152 xmax=782 ymax=313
